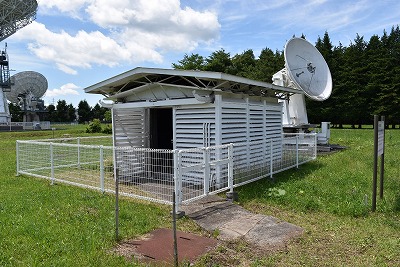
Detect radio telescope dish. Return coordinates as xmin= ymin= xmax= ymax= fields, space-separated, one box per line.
xmin=6 ymin=71 xmax=48 ymax=103
xmin=0 ymin=0 xmax=38 ymax=41
xmin=284 ymin=37 xmax=332 ymax=101
xmin=272 ymin=37 xmax=333 ymax=131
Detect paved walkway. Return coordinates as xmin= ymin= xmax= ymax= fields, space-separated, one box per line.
xmin=181 ymin=195 xmax=303 ymax=249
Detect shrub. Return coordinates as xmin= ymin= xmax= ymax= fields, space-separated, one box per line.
xmin=102 ymin=124 xmax=112 ymax=134
xmin=86 ymin=119 xmax=102 ymax=133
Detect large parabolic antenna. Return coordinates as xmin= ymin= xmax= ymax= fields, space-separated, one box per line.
xmin=6 ymin=71 xmax=47 ymax=122
xmin=6 ymin=71 xmax=48 ymax=103
xmin=273 ymin=37 xmax=333 ymax=126
xmin=0 ymin=0 xmax=38 ymax=41
xmin=284 ymin=38 xmax=332 ymax=101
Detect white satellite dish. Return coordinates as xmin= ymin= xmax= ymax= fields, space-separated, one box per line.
xmin=6 ymin=71 xmax=48 ymax=103
xmin=5 ymin=71 xmax=48 ymax=122
xmin=284 ymin=38 xmax=332 ymax=101
xmin=273 ymin=37 xmax=332 ymax=127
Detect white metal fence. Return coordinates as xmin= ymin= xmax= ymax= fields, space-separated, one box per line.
xmin=0 ymin=121 xmax=51 ymax=130
xmin=16 ymin=134 xmax=316 ymax=210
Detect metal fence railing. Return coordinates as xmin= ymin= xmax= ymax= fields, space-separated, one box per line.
xmin=0 ymin=121 xmax=51 ymax=130
xmin=16 ymin=134 xmax=316 ymax=210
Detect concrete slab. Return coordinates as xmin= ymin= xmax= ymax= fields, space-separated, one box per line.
xmin=182 ymin=195 xmax=303 ymax=249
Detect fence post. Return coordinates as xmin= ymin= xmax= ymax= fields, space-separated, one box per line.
xmin=16 ymin=141 xmax=20 ymax=176
xmin=270 ymin=139 xmax=273 ymax=178
xmin=228 ymin=143 xmax=234 ymax=193
xmin=173 ymin=150 xmax=181 ymax=214
xmin=77 ymin=137 xmax=81 ymax=167
xmin=50 ymin=143 xmax=54 ymax=185
xmin=100 ymin=145 xmax=104 ymax=193
xmin=314 ymin=133 xmax=317 ymax=159
xmin=203 ymin=147 xmax=210 ymax=196
xmin=296 ymin=135 xmax=299 ymax=168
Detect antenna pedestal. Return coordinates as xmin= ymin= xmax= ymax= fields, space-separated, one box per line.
xmin=286 ymin=93 xmax=308 ymax=125
xmin=0 ymin=90 xmax=10 ymax=123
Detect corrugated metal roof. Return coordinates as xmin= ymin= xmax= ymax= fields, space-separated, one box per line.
xmin=84 ymin=67 xmax=301 ymax=99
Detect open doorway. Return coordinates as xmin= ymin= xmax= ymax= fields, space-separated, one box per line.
xmin=149 ymin=108 xmax=174 ymax=179
xmin=149 ymin=108 xmax=173 ymax=149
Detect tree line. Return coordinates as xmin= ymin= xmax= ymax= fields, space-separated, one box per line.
xmin=173 ymin=26 xmax=400 ymax=128
xmin=9 ymin=99 xmax=111 ymax=123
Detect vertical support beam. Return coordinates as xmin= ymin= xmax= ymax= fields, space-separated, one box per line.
xmin=263 ymin=100 xmax=267 ymax=173
xmin=214 ymin=94 xmax=222 ymax=187
xmin=100 ymin=145 xmax=104 ymax=193
xmin=245 ymin=98 xmax=250 ymax=169
xmin=172 ymin=108 xmax=177 ymax=150
xmin=215 ymin=94 xmax=222 ymax=146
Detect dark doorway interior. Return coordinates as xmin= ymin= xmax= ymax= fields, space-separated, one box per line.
xmin=150 ymin=108 xmax=173 ymax=149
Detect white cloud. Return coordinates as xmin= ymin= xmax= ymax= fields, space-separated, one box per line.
xmin=45 ymin=83 xmax=80 ymax=97
xmin=15 ymin=0 xmax=220 ymax=74
xmin=39 ymin=0 xmax=91 ymax=16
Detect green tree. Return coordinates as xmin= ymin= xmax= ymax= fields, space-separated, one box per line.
xmin=376 ymin=26 xmax=400 ymax=128
xmin=78 ymin=100 xmax=92 ymax=123
xmin=56 ymin=100 xmax=69 ymax=122
xmin=252 ymin=48 xmax=284 ymax=82
xmin=104 ymin=110 xmax=112 ymax=122
xmin=339 ymin=34 xmax=368 ymax=128
xmin=307 ymin=32 xmax=336 ymax=124
xmin=204 ymin=49 xmax=232 ymax=72
xmin=92 ymin=103 xmax=108 ymax=121
xmin=8 ymin=103 xmax=23 ymax=122
xmin=172 ymin=53 xmax=205 ymax=70
xmin=229 ymin=49 xmax=256 ymax=77
xmin=68 ymin=104 xmax=76 ymax=122
xmin=46 ymin=104 xmax=56 ymax=122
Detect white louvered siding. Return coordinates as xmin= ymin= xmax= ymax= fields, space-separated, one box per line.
xmin=220 ymin=100 xmax=283 ymax=176
xmin=175 ymin=106 xmax=216 ymax=149
xmin=113 ymin=108 xmax=147 ymax=148
xmin=175 ymin=106 xmax=216 ymax=184
xmin=113 ymin=108 xmax=147 ymax=182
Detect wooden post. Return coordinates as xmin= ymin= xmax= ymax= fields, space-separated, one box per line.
xmin=379 ymin=116 xmax=385 ymax=199
xmin=372 ymin=115 xmax=378 ymax=212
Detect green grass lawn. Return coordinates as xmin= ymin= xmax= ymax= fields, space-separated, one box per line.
xmin=201 ymin=128 xmax=400 ymax=266
xmin=0 ymin=126 xmax=178 ymax=266
xmin=1 ymin=126 xmax=399 ymax=266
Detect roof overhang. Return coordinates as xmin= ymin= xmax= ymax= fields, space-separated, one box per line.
xmin=84 ymin=67 xmax=302 ymax=100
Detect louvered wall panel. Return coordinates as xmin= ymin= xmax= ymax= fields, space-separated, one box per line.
xmin=175 ymin=106 xmax=217 ymax=184
xmin=175 ymin=106 xmax=216 ymax=149
xmin=113 ymin=108 xmax=146 ymax=147
xmin=221 ymin=100 xmax=283 ymax=173
xmin=113 ymin=108 xmax=147 ymax=182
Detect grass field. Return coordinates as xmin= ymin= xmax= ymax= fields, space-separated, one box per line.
xmin=1 ymin=125 xmax=399 ymax=266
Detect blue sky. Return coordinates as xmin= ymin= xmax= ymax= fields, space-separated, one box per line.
xmin=4 ymin=0 xmax=400 ymax=108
